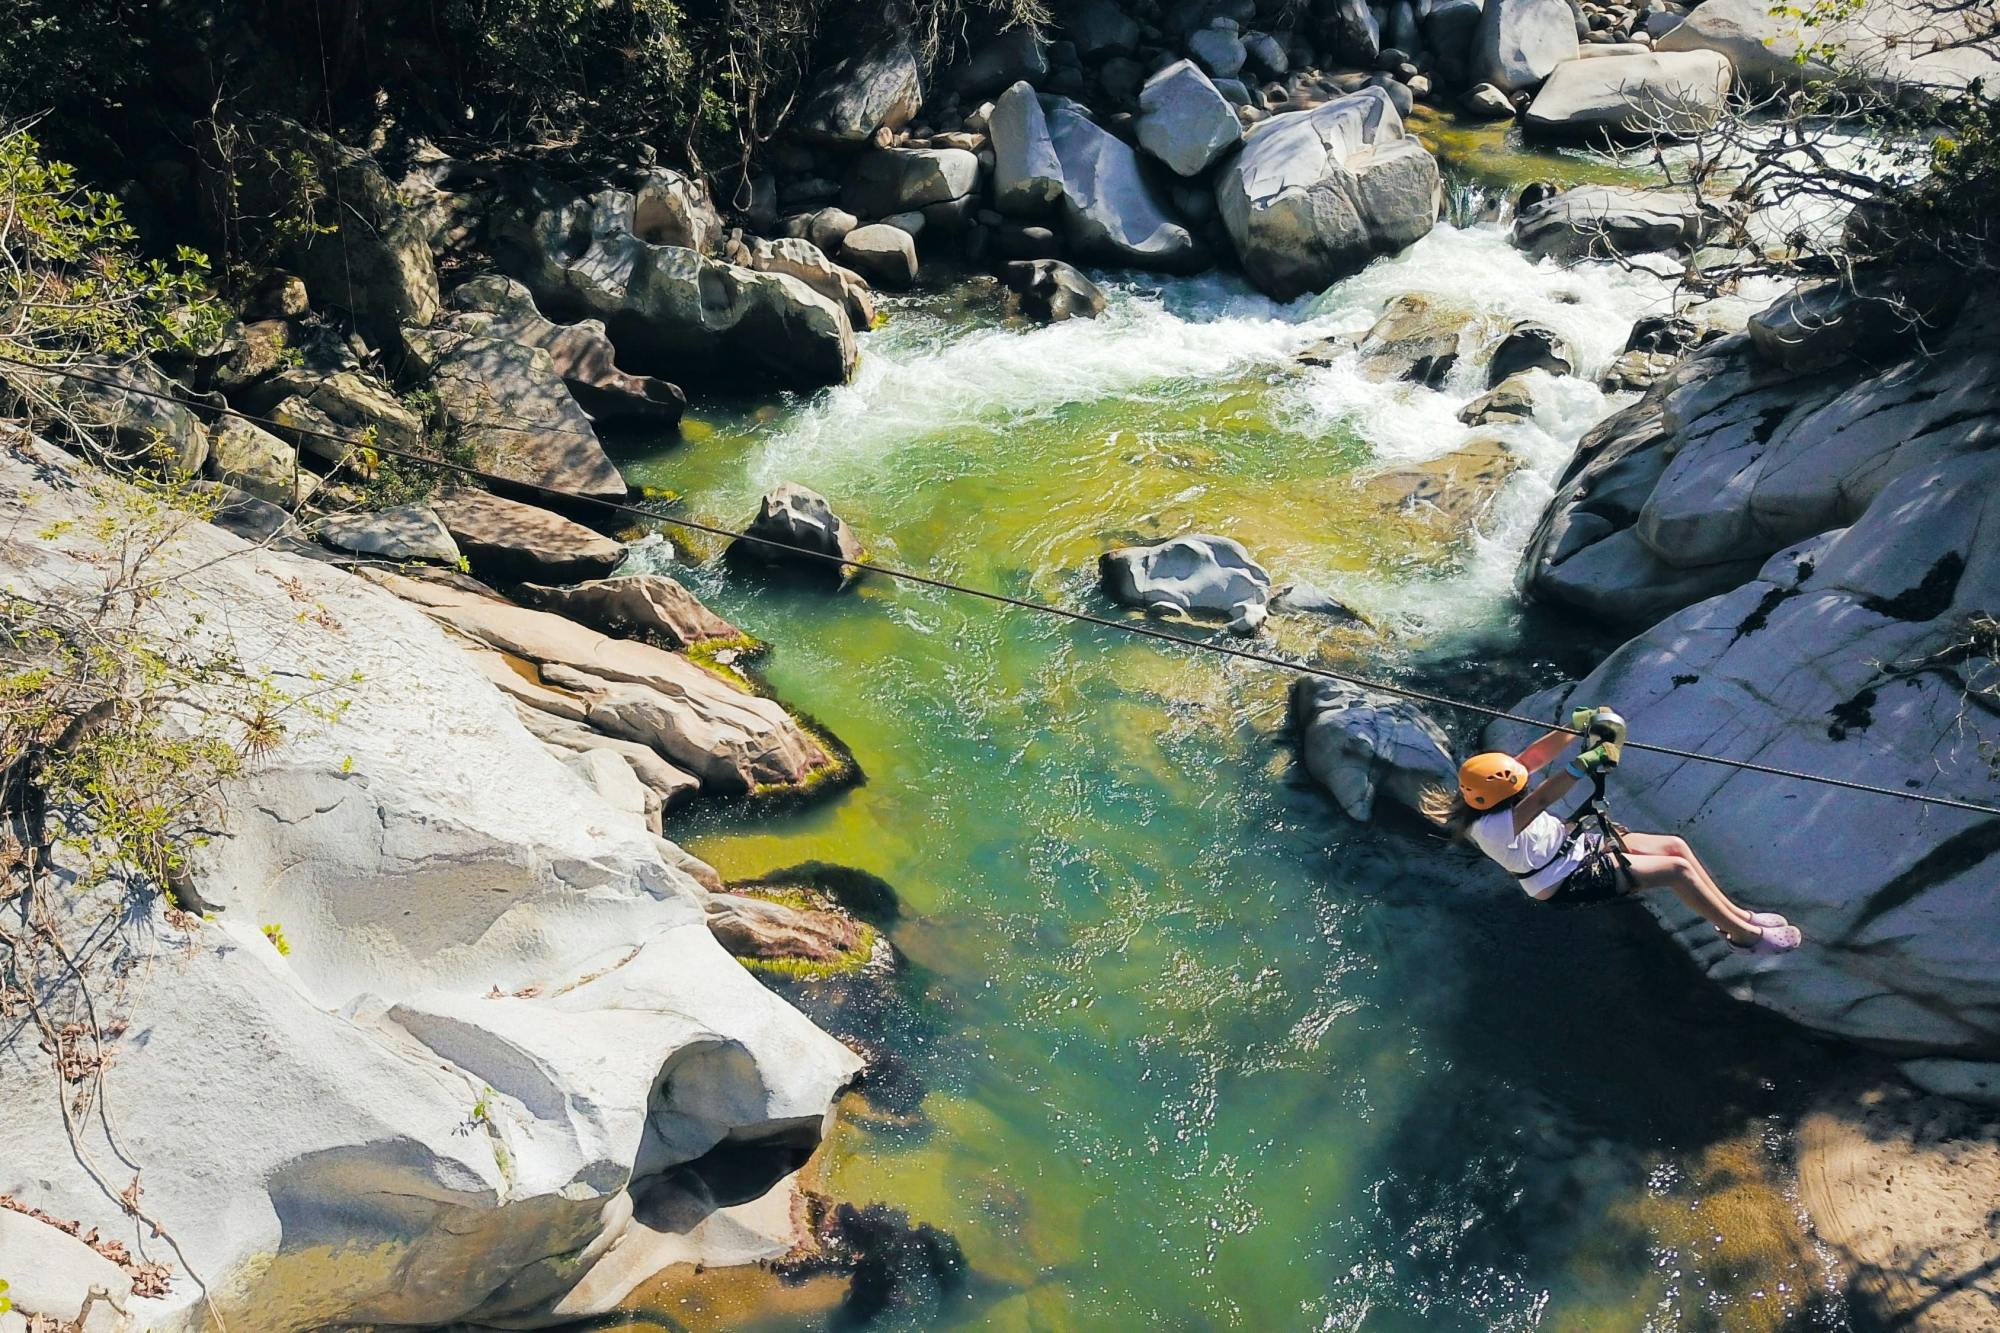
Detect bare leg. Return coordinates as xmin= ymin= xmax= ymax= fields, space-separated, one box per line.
xmin=1621 ymin=832 xmax=1762 ymax=930
xmin=1620 ymin=852 xmax=1762 ymax=947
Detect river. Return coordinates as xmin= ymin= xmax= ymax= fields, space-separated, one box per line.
xmin=604 ymin=216 xmax=1852 ymax=1331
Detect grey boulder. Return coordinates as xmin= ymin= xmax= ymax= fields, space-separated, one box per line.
xmin=1291 ymin=676 xmax=1456 ymax=821
xmin=1002 ymin=258 xmax=1108 ymax=322
xmin=1511 ymin=184 xmax=1732 ymax=261
xmin=1215 ymin=88 xmax=1442 ymax=300
xmin=1189 ymin=25 xmax=1250 ymax=79
xmin=206 ymin=415 xmax=312 ymax=508
xmin=315 ymin=503 xmax=461 ymax=564
xmin=842 ymin=147 xmax=981 ymax=218
xmin=1098 ymin=532 xmax=1274 ymax=633
xmin=448 ymin=275 xmax=684 ymax=426
xmin=797 ymin=41 xmax=923 ymax=142
xmin=839 ymin=224 xmax=921 ymax=289
xmin=1136 ymin=60 xmax=1245 ymax=177
xmin=1524 ymin=49 xmax=1733 ymax=141
xmin=1471 ymin=0 xmax=1582 ymax=91
xmin=1046 ymin=100 xmax=1210 ymax=271
xmin=733 ymin=482 xmax=865 ymax=578
xmin=989 ymin=81 xmax=1070 ymax=216
xmin=432 ymin=489 xmax=626 ymax=583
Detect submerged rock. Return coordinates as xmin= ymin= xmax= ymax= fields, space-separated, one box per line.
xmin=1291 ymin=676 xmax=1457 ymax=821
xmin=1099 ymin=533 xmax=1274 ymax=634
xmin=1215 ymin=88 xmax=1441 ymax=301
xmin=1359 ymin=434 xmax=1526 ymax=549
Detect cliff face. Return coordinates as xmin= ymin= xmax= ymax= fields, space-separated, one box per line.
xmin=0 ymin=435 xmax=860 ymax=1329
xmin=1501 ymin=285 xmax=2000 ymax=1098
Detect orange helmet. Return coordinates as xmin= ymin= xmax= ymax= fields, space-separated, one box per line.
xmin=1458 ymin=753 xmax=1528 ymax=809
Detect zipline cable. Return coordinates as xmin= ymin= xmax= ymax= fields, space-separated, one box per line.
xmin=12 ymin=356 xmax=2000 ymax=818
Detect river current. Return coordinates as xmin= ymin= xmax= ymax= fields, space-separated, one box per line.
xmin=608 ymin=219 xmax=1850 ymax=1331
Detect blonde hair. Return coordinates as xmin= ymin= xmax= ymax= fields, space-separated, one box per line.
xmin=1419 ymin=782 xmax=1509 ymax=840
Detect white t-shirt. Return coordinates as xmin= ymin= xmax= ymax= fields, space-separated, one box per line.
xmin=1469 ymin=807 xmax=1600 ymax=899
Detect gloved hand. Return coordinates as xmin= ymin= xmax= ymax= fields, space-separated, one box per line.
xmin=1587 ymin=707 xmax=1627 ymax=748
xmin=1569 ymin=704 xmax=1600 ymax=732
xmin=1575 ymin=741 xmax=1621 ymax=773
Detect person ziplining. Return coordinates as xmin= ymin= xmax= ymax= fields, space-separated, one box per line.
xmin=1423 ymin=707 xmax=1805 ymax=955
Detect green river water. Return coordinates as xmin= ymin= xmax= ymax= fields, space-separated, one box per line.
xmin=599 ymin=220 xmax=1852 ymax=1332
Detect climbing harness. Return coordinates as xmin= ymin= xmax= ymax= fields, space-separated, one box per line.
xmin=1571 ymin=768 xmax=1636 ymax=890
xmin=12 ymin=356 xmax=2000 ymax=819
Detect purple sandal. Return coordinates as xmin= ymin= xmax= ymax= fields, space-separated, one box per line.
xmin=1725 ymin=923 xmax=1803 ymax=954
xmin=1748 ymin=911 xmax=1790 ymax=929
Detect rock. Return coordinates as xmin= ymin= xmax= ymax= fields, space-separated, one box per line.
xmin=0 ymin=1210 xmax=133 ymax=1328
xmin=1290 ymin=676 xmax=1456 ymax=821
xmin=1652 ymin=0 xmax=1840 ymax=89
xmin=203 ymin=482 xmax=301 ymax=544
xmin=447 ymin=275 xmax=684 ymax=427
xmin=1511 ymin=184 xmax=1731 ymax=261
xmin=706 ymin=891 xmax=865 ymax=965
xmin=245 ymin=270 xmax=311 ymax=320
xmin=806 ymin=206 xmax=862 ymax=252
xmin=1098 ymin=533 xmax=1274 ymax=633
xmin=1600 ymin=347 xmax=1680 ymax=391
xmin=740 ymin=236 xmax=878 ymax=329
xmin=1356 ymin=292 xmax=1478 ymax=386
xmin=989 ymin=81 xmax=1069 ymax=217
xmin=1243 ymin=31 xmax=1290 ymax=76
xmin=207 ymin=318 xmax=295 ymax=393
xmin=1323 ymin=0 xmax=1384 ymax=65
xmin=839 ymin=224 xmax=921 ymax=289
xmin=1359 ymin=434 xmax=1526 ymax=548
xmin=1470 ymin=0 xmax=1582 ymax=91
xmin=1189 ymin=25 xmax=1249 ymax=78
xmin=956 ymin=28 xmax=1051 ymax=97
xmin=1744 ymin=273 xmax=1954 ymax=371
xmin=1100 ymin=54 xmax=1147 ymax=103
xmin=1523 ymin=49 xmax=1732 ymax=141
xmin=1040 ymin=99 xmax=1209 ymax=271
xmin=431 ymin=489 xmax=625 ymax=583
xmin=565 ymin=746 xmax=659 ymax=832
xmin=1426 ymin=0 xmax=1488 ymax=64
xmin=1067 ymin=0 xmax=1143 ymax=57
xmin=401 ymin=327 xmax=626 ymax=501
xmin=1214 ymin=89 xmax=1441 ymax=300
xmin=631 ymin=166 xmax=725 ymax=255
xmin=733 ymin=483 xmax=865 ymax=577
xmin=1799 ymin=1079 xmax=2000 ymax=1332
xmin=797 ymin=40 xmax=923 ymax=143
xmin=1459 ymin=372 xmax=1539 ymax=424
xmin=995 ymin=221 xmax=1066 ymax=258
xmin=264 ymin=394 xmax=348 ymax=470
xmin=495 ymin=182 xmax=855 ymax=390
xmin=1270 ymin=579 xmax=1365 ymax=622
xmin=1487 ymin=321 xmax=1572 ymax=384
xmin=314 ymin=503 xmax=462 ymax=564
xmin=1462 ymin=81 xmax=1517 ymax=117
xmin=234 ymin=337 xmax=423 ymax=459
xmin=1002 ymin=258 xmax=1108 ymax=322
xmin=31 ymin=359 xmax=209 ymax=477
xmin=841 ymin=148 xmax=981 ymax=218
xmin=206 ymin=415 xmax=312 ymax=507
xmin=1643 ymin=8 xmax=1686 ymax=39
xmin=3 ymin=440 xmax=859 ymax=1331
xmin=516 ymin=575 xmax=745 ymax=649
xmin=1135 ymin=59 xmax=1245 ymax=176
xmin=381 ymin=571 xmax=838 ymax=794
xmin=266 ymin=122 xmax=439 ymax=330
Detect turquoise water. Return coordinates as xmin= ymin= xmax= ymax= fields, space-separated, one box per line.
xmin=609 ymin=227 xmax=1848 ymax=1331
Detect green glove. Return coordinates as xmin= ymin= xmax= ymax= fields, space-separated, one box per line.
xmin=1577 ymin=741 xmax=1621 ymax=773
xmin=1587 ymin=707 xmax=1627 ymax=748
xmin=1569 ymin=704 xmax=1600 ymax=732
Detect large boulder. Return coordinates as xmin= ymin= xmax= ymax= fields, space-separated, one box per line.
xmin=516 ymin=575 xmax=745 ymax=649
xmin=1215 ymin=89 xmax=1441 ymax=301
xmin=738 ymin=237 xmax=877 ymax=331
xmin=495 ymin=183 xmax=856 ymax=390
xmin=24 ymin=359 xmax=209 ymax=476
xmin=1524 ymin=50 xmax=1733 ymax=142
xmin=1045 ymin=100 xmax=1211 ymax=271
xmin=1135 ymin=60 xmax=1244 ymax=177
xmin=1511 ymin=184 xmax=1732 ymax=262
xmin=206 ymin=415 xmax=311 ymax=508
xmin=1322 ymin=0 xmax=1384 ymax=65
xmin=1521 ymin=285 xmax=2000 ymax=626
xmin=1656 ymin=0 xmax=2000 ymax=94
xmin=314 ymin=503 xmax=463 ymax=564
xmin=0 ymin=440 xmax=859 ymax=1330
xmin=380 ymin=572 xmax=837 ymax=794
xmin=401 ymin=326 xmax=627 ymax=500
xmin=1098 ymin=533 xmax=1274 ymax=633
xmin=989 ymin=81 xmax=1070 ymax=217
xmin=841 ymin=147 xmax=981 ymax=218
xmin=839 ymin=224 xmax=921 ymax=289
xmin=1470 ymin=0 xmax=1582 ymax=92
xmin=1290 ymin=677 xmax=1457 ymax=822
xmin=448 ymin=275 xmax=684 ymax=427
xmin=629 ymin=166 xmax=724 ymax=256
xmin=797 ymin=40 xmax=923 ymax=143
xmin=432 ymin=489 xmax=626 ymax=583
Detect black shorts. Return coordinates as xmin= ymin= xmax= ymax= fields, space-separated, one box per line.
xmin=1542 ymin=851 xmax=1630 ymax=908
